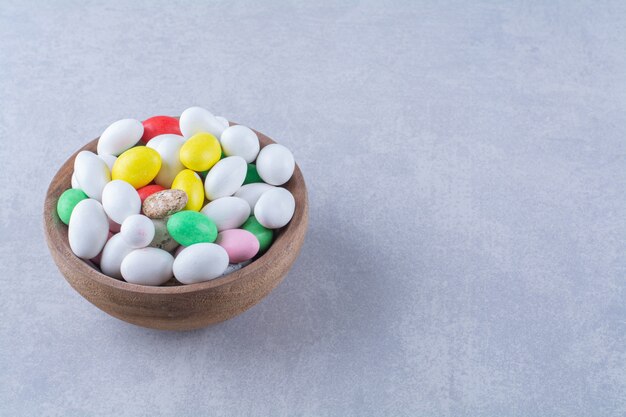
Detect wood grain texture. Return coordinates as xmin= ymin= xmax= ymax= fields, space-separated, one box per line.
xmin=43 ymin=124 xmax=308 ymax=330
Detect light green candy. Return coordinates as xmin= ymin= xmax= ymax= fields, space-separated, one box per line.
xmin=241 ymin=216 xmax=273 ymax=253
xmin=166 ymin=210 xmax=217 ymax=247
xmin=57 ymin=188 xmax=89 ymax=225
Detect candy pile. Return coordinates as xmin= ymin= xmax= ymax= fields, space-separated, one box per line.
xmin=57 ymin=107 xmax=296 ymax=286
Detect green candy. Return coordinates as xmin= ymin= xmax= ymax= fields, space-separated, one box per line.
xmin=243 ymin=164 xmax=263 ymax=185
xmin=167 ymin=211 xmax=217 ymax=246
xmin=56 ymin=188 xmax=88 ymax=225
xmin=241 ymin=216 xmax=273 ymax=252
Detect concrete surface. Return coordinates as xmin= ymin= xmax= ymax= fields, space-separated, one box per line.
xmin=0 ymin=1 xmax=625 ymax=416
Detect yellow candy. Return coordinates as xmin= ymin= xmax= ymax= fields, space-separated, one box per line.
xmin=171 ymin=169 xmax=204 ymax=211
xmin=112 ymin=146 xmax=161 ymax=189
xmin=179 ymin=133 xmax=221 ymax=171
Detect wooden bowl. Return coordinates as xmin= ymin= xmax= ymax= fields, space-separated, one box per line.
xmin=43 ymin=125 xmax=308 ymax=330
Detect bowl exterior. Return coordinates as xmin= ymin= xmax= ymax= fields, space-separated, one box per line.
xmin=44 ymin=125 xmax=308 ymax=330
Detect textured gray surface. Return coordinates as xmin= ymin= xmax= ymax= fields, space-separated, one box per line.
xmin=1 ymin=1 xmax=625 ymax=416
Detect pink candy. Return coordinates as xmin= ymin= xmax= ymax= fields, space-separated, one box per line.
xmin=216 ymin=229 xmax=259 ymax=263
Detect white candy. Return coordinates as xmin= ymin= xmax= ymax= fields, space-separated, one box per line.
xmin=254 ymin=187 xmax=295 ymax=229
xmin=152 ymin=135 xmax=185 ymax=188
xmin=100 ymin=233 xmax=134 ymax=279
xmin=68 ymin=199 xmax=109 ymax=259
xmin=97 ymin=119 xmax=143 ymax=156
xmin=215 ymin=116 xmax=230 ymax=130
xmin=179 ymin=106 xmax=225 ymax=139
xmin=173 ymin=243 xmax=229 ymax=284
xmin=71 ymin=172 xmax=81 ymax=189
xmin=201 ymin=197 xmax=250 ymax=231
xmin=74 ymin=151 xmax=111 ymax=201
xmin=234 ymin=183 xmax=275 ymax=212
xmin=204 ymin=156 xmax=247 ymax=200
xmin=145 ymin=133 xmax=174 ymax=151
xmin=121 ymin=248 xmax=174 ymax=286
xmin=101 ymin=180 xmax=141 ymax=224
xmin=220 ymin=125 xmax=260 ymax=163
xmin=120 ymin=214 xmax=155 ymax=248
xmin=98 ymin=154 xmax=117 ymax=171
xmin=256 ymin=144 xmax=295 ymax=186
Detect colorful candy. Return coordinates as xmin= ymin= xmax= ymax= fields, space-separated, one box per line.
xmin=149 ymin=218 xmax=179 ymax=252
xmin=241 ymin=216 xmax=273 ymax=253
xmin=59 ymin=106 xmax=298 ymax=286
xmin=243 ymin=164 xmax=263 ymax=185
xmin=179 ymin=132 xmax=221 ymax=172
xmin=142 ymin=189 xmax=187 ymax=218
xmin=137 ymin=184 xmax=166 ymax=202
xmin=141 ymin=116 xmax=181 ymax=143
xmin=215 ymin=229 xmax=259 ymax=263
xmin=57 ymin=188 xmax=88 ymax=225
xmin=167 ymin=210 xmax=218 ymax=246
xmin=171 ymin=169 xmax=204 ymax=212
xmin=112 ymin=146 xmax=161 ymax=189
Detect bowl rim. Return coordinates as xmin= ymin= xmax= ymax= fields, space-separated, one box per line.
xmin=43 ymin=121 xmax=308 ymax=295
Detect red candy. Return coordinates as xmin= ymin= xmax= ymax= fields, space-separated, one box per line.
xmin=141 ymin=116 xmax=181 ymax=143
xmin=137 ymin=184 xmax=166 ymax=202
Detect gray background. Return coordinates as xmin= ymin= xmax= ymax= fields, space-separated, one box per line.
xmin=0 ymin=1 xmax=624 ymax=416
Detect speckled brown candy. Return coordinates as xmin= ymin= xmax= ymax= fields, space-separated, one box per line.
xmin=142 ymin=189 xmax=187 ymax=219
xmin=148 ymin=217 xmax=180 ymax=252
